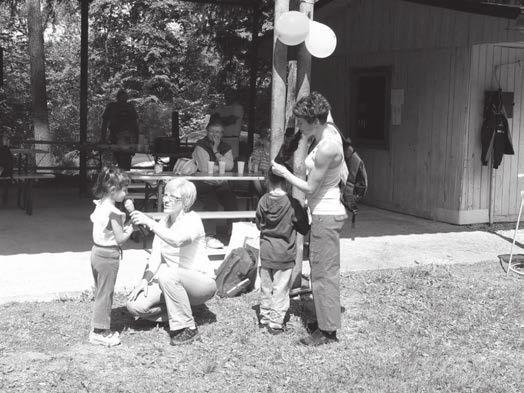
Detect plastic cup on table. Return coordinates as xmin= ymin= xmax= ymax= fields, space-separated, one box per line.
xmin=154 ymin=162 xmax=163 ymax=174
xmin=207 ymin=161 xmax=214 ymax=175
xmin=218 ymin=160 xmax=226 ymax=175
xmin=237 ymin=161 xmax=245 ymax=175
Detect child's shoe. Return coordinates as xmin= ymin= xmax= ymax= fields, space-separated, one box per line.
xmin=89 ymin=330 xmax=121 ymax=347
xmin=258 ymin=316 xmax=269 ymax=329
xmin=267 ymin=324 xmax=285 ymax=335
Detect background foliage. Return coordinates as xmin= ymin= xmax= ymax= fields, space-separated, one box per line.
xmin=0 ymin=0 xmax=273 ymax=162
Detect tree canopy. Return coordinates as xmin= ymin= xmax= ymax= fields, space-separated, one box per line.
xmin=0 ymin=0 xmax=273 ymax=161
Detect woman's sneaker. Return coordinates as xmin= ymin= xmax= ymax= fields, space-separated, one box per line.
xmin=89 ymin=330 xmax=121 ymax=347
xmin=170 ymin=327 xmax=200 ymax=345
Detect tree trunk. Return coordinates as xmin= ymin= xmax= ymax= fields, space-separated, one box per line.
xmin=270 ymin=0 xmax=289 ymax=160
xmin=27 ymin=0 xmax=52 ymax=169
xmin=247 ymin=3 xmax=261 ymax=156
xmin=79 ymin=0 xmax=89 ymax=195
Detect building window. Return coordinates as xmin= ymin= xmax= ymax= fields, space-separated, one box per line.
xmin=350 ymin=66 xmax=391 ymax=148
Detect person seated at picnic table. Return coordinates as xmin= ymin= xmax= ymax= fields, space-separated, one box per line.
xmin=191 ymin=115 xmax=238 ymax=240
xmin=126 ymin=178 xmax=216 ymax=345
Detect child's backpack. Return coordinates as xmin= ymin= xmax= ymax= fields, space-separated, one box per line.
xmin=215 ymin=246 xmax=258 ymax=298
xmin=0 ymin=145 xmax=14 ymax=178
xmin=328 ymin=122 xmax=368 ymax=227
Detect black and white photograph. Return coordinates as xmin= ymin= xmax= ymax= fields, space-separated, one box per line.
xmin=0 ymin=0 xmax=522 ymax=392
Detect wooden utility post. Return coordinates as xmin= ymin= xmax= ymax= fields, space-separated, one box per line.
xmin=270 ymin=0 xmax=290 ymax=160
xmin=285 ymin=57 xmax=297 ymax=128
xmin=291 ymin=0 xmax=315 ymax=289
xmin=79 ymin=0 xmax=89 ymax=195
xmin=27 ymin=0 xmax=52 ymax=169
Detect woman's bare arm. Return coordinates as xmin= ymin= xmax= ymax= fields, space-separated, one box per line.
xmin=272 ymin=140 xmax=339 ymax=194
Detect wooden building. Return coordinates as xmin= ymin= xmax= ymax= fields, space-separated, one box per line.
xmin=312 ymin=0 xmax=524 ymax=224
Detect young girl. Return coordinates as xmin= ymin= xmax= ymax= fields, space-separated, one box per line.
xmin=89 ymin=166 xmax=134 ymax=347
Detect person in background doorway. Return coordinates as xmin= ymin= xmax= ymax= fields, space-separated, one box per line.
xmin=100 ymin=89 xmax=139 ymax=171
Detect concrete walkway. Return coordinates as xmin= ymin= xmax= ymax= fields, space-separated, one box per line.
xmin=0 ymin=182 xmax=521 ymax=304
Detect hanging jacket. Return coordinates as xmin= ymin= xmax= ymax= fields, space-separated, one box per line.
xmin=481 ymin=106 xmax=514 ymax=169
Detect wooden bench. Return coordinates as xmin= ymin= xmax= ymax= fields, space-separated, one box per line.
xmin=136 ymin=210 xmax=256 ymax=251
xmin=1 ymin=173 xmax=55 ymax=215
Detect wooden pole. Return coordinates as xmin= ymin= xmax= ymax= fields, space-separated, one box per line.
xmin=285 ymin=60 xmax=297 ymax=129
xmin=296 ymin=0 xmax=314 ymax=101
xmin=489 ymin=156 xmax=495 ymax=225
xmin=79 ymin=0 xmax=88 ymax=195
xmin=291 ymin=0 xmax=315 ymax=289
xmin=247 ymin=3 xmax=261 ymax=156
xmin=270 ymin=0 xmax=289 ymax=160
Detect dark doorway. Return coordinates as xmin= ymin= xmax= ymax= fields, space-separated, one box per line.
xmin=351 ymin=66 xmax=391 ymax=148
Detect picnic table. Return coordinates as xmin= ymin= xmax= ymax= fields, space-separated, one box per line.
xmin=1 ymin=173 xmax=55 ymax=215
xmin=126 ymin=170 xmax=266 ymax=212
xmin=126 ymin=170 xmax=264 ymax=250
xmin=10 ymin=148 xmax=48 ymax=174
xmin=94 ymin=143 xmax=151 ymax=154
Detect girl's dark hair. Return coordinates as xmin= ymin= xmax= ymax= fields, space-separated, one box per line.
xmin=93 ymin=166 xmax=130 ymax=198
xmin=293 ymin=91 xmax=331 ymax=124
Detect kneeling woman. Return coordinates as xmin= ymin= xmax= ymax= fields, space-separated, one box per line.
xmin=126 ymin=178 xmax=216 ymax=345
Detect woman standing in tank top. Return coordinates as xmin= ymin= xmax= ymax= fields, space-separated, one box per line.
xmin=271 ymin=92 xmax=348 ymax=346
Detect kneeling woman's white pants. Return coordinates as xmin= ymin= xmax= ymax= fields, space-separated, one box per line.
xmin=127 ymin=264 xmax=216 ymax=331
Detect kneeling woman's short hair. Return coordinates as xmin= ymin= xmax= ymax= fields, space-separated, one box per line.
xmin=165 ymin=178 xmax=197 ymax=212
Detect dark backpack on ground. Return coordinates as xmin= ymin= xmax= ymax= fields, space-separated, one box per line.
xmin=0 ymin=145 xmax=14 ymax=178
xmin=215 ymin=246 xmax=258 ymax=298
xmin=328 ymin=122 xmax=368 ymax=227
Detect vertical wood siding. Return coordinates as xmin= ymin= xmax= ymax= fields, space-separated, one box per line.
xmin=465 ymin=44 xmax=524 ymax=222
xmin=312 ymin=0 xmax=524 ymax=223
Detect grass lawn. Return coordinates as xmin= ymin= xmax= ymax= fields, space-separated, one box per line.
xmin=0 ymin=261 xmax=521 ymax=393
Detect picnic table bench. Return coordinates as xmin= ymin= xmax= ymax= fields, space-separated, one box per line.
xmin=125 ymin=170 xmax=264 ymax=212
xmin=146 ymin=210 xmax=256 ymax=221
xmin=137 ymin=210 xmax=256 ymax=252
xmin=1 ymin=173 xmax=55 ymax=215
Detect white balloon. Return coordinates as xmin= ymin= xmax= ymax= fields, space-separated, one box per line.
xmin=275 ymin=11 xmax=310 ymax=46
xmin=305 ymin=21 xmax=337 ymax=58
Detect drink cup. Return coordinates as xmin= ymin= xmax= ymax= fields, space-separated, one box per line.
xmin=237 ymin=161 xmax=245 ymax=175
xmin=154 ymin=162 xmax=163 ymax=174
xmin=207 ymin=161 xmax=214 ymax=174
xmin=253 ymin=162 xmax=259 ymax=174
xmin=218 ymin=160 xmax=226 ymax=175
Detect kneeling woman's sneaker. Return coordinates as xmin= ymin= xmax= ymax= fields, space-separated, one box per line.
xmin=170 ymin=327 xmax=200 ymax=345
xmin=89 ymin=330 xmax=121 ymax=347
